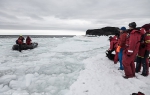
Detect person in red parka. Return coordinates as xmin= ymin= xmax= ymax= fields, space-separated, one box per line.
xmin=17 ymin=35 xmax=24 ymax=43
xmin=108 ymin=33 xmax=119 ymax=64
xmin=122 ymin=22 xmax=142 ymax=79
xmin=144 ymin=27 xmax=150 ymax=74
xmin=26 ymin=36 xmax=32 ymax=45
xmin=16 ymin=35 xmax=24 ymax=52
xmin=136 ymin=24 xmax=150 ymax=76
xmin=116 ymin=27 xmax=127 ymax=70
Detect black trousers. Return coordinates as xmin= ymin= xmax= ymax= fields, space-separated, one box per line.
xmin=136 ymin=50 xmax=149 ymax=75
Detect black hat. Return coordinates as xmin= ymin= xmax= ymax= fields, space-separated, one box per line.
xmin=141 ymin=24 xmax=150 ymax=31
xmin=129 ymin=22 xmax=136 ymax=28
xmin=109 ymin=36 xmax=112 ymax=39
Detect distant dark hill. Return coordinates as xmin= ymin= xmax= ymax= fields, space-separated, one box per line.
xmin=86 ymin=27 xmax=119 ymax=36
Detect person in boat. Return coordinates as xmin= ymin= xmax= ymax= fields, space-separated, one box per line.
xmin=26 ymin=36 xmax=32 ymax=45
xmin=16 ymin=35 xmax=25 ymax=52
xmin=17 ymin=35 xmax=25 ymax=43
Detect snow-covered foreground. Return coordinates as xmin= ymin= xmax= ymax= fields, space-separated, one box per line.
xmin=0 ymin=36 xmax=150 ymax=95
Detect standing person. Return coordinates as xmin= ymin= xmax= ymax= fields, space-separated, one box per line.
xmin=142 ymin=24 xmax=150 ymax=76
xmin=108 ymin=33 xmax=119 ymax=64
xmin=122 ymin=22 xmax=142 ymax=79
xmin=136 ymin=24 xmax=150 ymax=76
xmin=116 ymin=27 xmax=127 ymax=70
xmin=26 ymin=36 xmax=32 ymax=45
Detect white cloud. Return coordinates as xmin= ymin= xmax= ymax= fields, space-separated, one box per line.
xmin=0 ymin=30 xmax=85 ymax=35
xmin=0 ymin=0 xmax=150 ymax=35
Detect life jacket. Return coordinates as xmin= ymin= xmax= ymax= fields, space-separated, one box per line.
xmin=18 ymin=36 xmax=25 ymax=42
xmin=18 ymin=39 xmax=22 ymax=44
xmin=26 ymin=36 xmax=31 ymax=45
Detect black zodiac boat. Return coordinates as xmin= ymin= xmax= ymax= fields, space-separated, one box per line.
xmin=12 ymin=42 xmax=38 ymax=50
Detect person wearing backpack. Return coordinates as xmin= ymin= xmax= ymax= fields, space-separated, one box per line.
xmin=116 ymin=27 xmax=127 ymax=70
xmin=135 ymin=24 xmax=150 ymax=76
xmin=142 ymin=24 xmax=150 ymax=74
xmin=122 ymin=22 xmax=142 ymax=79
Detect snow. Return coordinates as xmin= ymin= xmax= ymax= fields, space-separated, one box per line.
xmin=0 ymin=36 xmax=150 ymax=95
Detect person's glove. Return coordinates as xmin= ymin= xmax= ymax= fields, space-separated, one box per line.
xmin=116 ymin=46 xmax=121 ymax=52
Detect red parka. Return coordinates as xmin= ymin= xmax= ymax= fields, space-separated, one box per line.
xmin=125 ymin=30 xmax=141 ymax=56
xmin=17 ymin=36 xmax=24 ymax=44
xmin=137 ymin=28 xmax=148 ymax=57
xmin=109 ymin=36 xmax=118 ymax=51
xmin=144 ymin=33 xmax=150 ymax=51
xmin=18 ymin=36 xmax=24 ymax=42
xmin=17 ymin=39 xmax=23 ymax=44
xmin=26 ymin=36 xmax=32 ymax=45
xmin=122 ymin=29 xmax=142 ymax=78
xmin=109 ymin=35 xmax=119 ymax=63
xmin=137 ymin=44 xmax=146 ymax=57
xmin=137 ymin=28 xmax=150 ymax=75
xmin=118 ymin=32 xmax=127 ymax=49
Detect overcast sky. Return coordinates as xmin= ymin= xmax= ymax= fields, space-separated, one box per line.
xmin=0 ymin=0 xmax=150 ymax=34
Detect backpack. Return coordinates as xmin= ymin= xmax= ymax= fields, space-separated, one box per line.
xmin=140 ymin=23 xmax=150 ymax=42
xmin=140 ymin=32 xmax=148 ymax=43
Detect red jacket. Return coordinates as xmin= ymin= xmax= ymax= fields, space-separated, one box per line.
xmin=137 ymin=28 xmax=150 ymax=57
xmin=141 ymin=27 xmax=150 ymax=50
xmin=138 ymin=43 xmax=146 ymax=57
xmin=118 ymin=32 xmax=127 ymax=49
xmin=109 ymin=35 xmax=118 ymax=50
xmin=17 ymin=36 xmax=24 ymax=44
xmin=17 ymin=39 xmax=23 ymax=44
xmin=18 ymin=36 xmax=24 ymax=43
xmin=26 ymin=36 xmax=32 ymax=45
xmin=144 ymin=32 xmax=150 ymax=50
xmin=125 ymin=29 xmax=141 ymax=56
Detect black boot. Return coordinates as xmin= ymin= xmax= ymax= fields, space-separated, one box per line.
xmin=123 ymin=76 xmax=128 ymax=79
xmin=135 ymin=56 xmax=142 ymax=73
xmin=141 ymin=73 xmax=147 ymax=77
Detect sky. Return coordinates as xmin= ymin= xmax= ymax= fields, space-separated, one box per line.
xmin=0 ymin=0 xmax=150 ymax=35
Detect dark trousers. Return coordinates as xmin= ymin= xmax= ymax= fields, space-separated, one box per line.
xmin=136 ymin=50 xmax=149 ymax=75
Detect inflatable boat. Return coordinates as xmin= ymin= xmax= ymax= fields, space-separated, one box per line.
xmin=105 ymin=50 xmax=115 ymax=61
xmin=106 ymin=49 xmax=136 ymax=62
xmin=12 ymin=42 xmax=38 ymax=50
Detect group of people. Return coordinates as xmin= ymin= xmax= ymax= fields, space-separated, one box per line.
xmin=108 ymin=22 xmax=150 ymax=79
xmin=16 ymin=35 xmax=32 ymax=52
